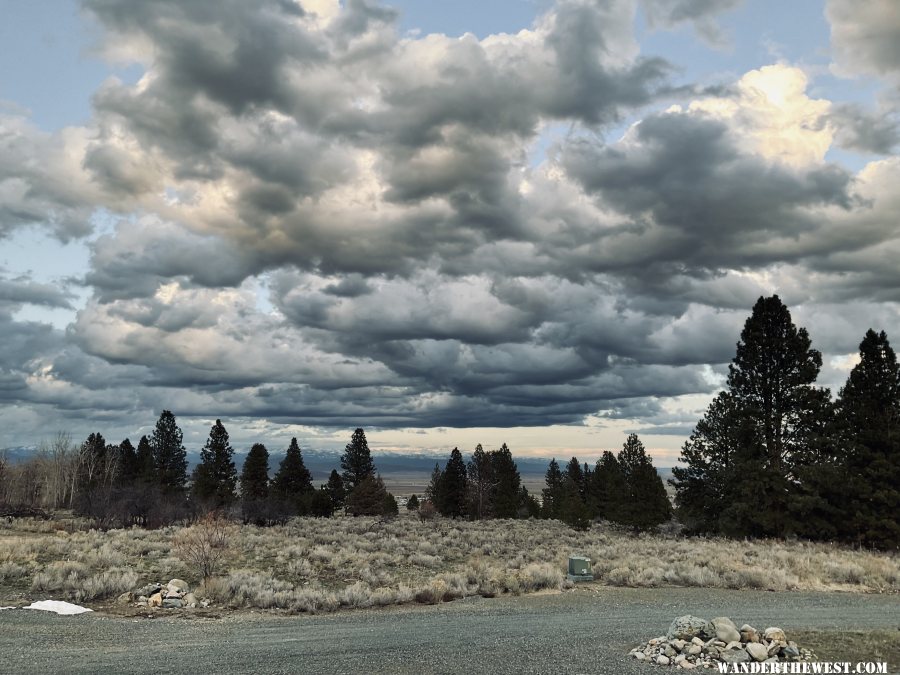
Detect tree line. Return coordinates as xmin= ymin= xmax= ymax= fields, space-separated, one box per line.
xmin=0 ymin=420 xmax=399 ymax=527
xmin=673 ymin=295 xmax=900 ymax=550
xmin=424 ymin=434 xmax=671 ymax=531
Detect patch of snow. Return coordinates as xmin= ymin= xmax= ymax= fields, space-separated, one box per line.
xmin=24 ymin=600 xmax=93 ymax=615
xmin=0 ymin=606 xmax=15 ymax=610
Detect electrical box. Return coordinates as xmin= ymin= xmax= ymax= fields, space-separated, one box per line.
xmin=567 ymin=555 xmax=594 ymax=582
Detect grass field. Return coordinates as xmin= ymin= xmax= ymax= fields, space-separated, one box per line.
xmin=1 ymin=512 xmax=898 ymax=614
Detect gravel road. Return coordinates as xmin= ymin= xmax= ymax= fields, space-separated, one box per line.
xmin=1 ymin=587 xmax=897 ymax=674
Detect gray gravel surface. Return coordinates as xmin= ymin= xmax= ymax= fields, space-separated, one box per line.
xmin=1 ymin=587 xmax=897 ymax=674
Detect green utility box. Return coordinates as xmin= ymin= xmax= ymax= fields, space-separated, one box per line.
xmin=567 ymin=555 xmax=594 ymax=582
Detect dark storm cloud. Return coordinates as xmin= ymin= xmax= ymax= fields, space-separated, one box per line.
xmin=560 ymin=111 xmax=853 ymax=272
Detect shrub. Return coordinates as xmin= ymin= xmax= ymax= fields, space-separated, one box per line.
xmin=173 ymin=513 xmax=232 ymax=580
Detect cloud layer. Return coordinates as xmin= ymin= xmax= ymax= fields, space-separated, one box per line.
xmin=2 ymin=0 xmax=899 ymax=454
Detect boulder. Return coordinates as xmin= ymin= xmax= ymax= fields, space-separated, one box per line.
xmin=720 ymin=649 xmax=750 ymax=665
xmin=687 ymin=645 xmax=702 ymax=656
xmin=182 ymin=592 xmax=199 ymax=608
xmin=633 ymin=652 xmax=646 ymax=660
xmin=115 ymin=592 xmax=133 ymax=605
xmin=746 ymin=643 xmax=768 ymax=662
xmin=764 ymin=627 xmax=786 ymax=643
xmin=148 ymin=592 xmax=162 ymax=608
xmin=167 ymin=579 xmax=190 ymax=595
xmin=664 ymin=645 xmax=677 ymax=658
xmin=679 ymin=662 xmax=696 ymax=670
xmin=671 ymin=639 xmax=687 ymax=652
xmin=667 ymin=615 xmax=713 ymax=641
xmin=690 ymin=637 xmax=704 ymax=647
xmin=138 ymin=583 xmax=162 ymax=597
xmin=711 ymin=617 xmax=741 ymax=644
xmin=740 ymin=624 xmax=759 ymax=643
xmin=162 ymin=598 xmax=183 ymax=609
xmin=782 ymin=645 xmax=800 ymax=659
xmin=657 ymin=655 xmax=671 ymax=666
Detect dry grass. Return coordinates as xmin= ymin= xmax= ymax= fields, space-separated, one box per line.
xmin=0 ymin=513 xmax=897 ymax=612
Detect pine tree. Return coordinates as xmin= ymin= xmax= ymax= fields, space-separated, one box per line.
xmin=310 ymin=488 xmax=335 ymax=517
xmin=558 ymin=477 xmax=591 ymax=530
xmin=341 ymin=428 xmax=375 ymax=492
xmin=324 ymin=470 xmax=346 ymax=511
xmin=467 ymin=443 xmax=493 ymax=519
xmin=541 ymin=458 xmax=564 ymax=519
xmin=673 ymin=295 xmax=829 ymax=538
xmin=271 ymin=438 xmax=313 ymax=516
xmin=832 ymin=329 xmax=900 ymax=549
xmin=438 ymin=447 xmax=468 ymax=518
xmin=240 ymin=443 xmax=270 ymax=525
xmin=135 ymin=435 xmax=155 ymax=483
xmin=117 ymin=438 xmax=138 ymax=485
xmin=490 ymin=443 xmax=521 ymax=519
xmin=591 ymin=451 xmax=626 ymax=522
xmin=426 ymin=462 xmax=443 ymax=506
xmin=566 ymin=457 xmax=585 ymax=498
xmin=192 ymin=419 xmax=238 ymax=510
xmin=151 ymin=410 xmax=188 ymax=494
xmin=346 ymin=474 xmax=390 ymax=516
xmin=617 ymin=434 xmax=670 ymax=531
xmin=407 ymin=494 xmax=420 ymax=511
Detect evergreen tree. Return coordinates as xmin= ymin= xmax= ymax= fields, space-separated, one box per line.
xmin=673 ymin=295 xmax=829 ymax=538
xmin=135 ymin=435 xmax=155 ymax=483
xmin=117 ymin=438 xmax=138 ymax=485
xmin=541 ymin=458 xmax=564 ymax=519
xmin=407 ymin=494 xmax=420 ymax=511
xmin=151 ymin=410 xmax=188 ymax=494
xmin=467 ymin=443 xmax=493 ymax=519
xmin=558 ymin=477 xmax=591 ymax=530
xmin=438 ymin=447 xmax=468 ymax=518
xmin=341 ymin=428 xmax=375 ymax=492
xmin=240 ymin=443 xmax=270 ymax=525
xmin=324 ymin=470 xmax=346 ymax=511
xmin=383 ymin=491 xmax=399 ymax=517
xmin=832 ymin=329 xmax=900 ymax=549
xmin=490 ymin=443 xmax=521 ymax=519
xmin=591 ymin=451 xmax=627 ymax=522
xmin=192 ymin=419 xmax=238 ymax=510
xmin=426 ymin=462 xmax=444 ymax=506
xmin=346 ymin=474 xmax=390 ymax=516
xmin=566 ymin=457 xmax=585 ymax=499
xmin=310 ymin=488 xmax=335 ymax=517
xmin=271 ymin=438 xmax=313 ymax=516
xmin=518 ymin=486 xmax=541 ymax=519
xmin=617 ymin=434 xmax=671 ymax=530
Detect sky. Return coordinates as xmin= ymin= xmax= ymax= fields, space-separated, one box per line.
xmin=1 ymin=0 xmax=899 ymax=463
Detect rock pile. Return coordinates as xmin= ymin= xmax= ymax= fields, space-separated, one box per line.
xmin=629 ymin=615 xmax=816 ymax=669
xmin=117 ymin=579 xmax=210 ymax=610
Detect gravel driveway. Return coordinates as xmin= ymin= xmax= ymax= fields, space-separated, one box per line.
xmin=1 ymin=587 xmax=897 ymax=674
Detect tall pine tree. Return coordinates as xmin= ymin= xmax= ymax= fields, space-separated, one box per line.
xmin=467 ymin=443 xmax=493 ymax=519
xmin=438 ymin=447 xmax=468 ymax=518
xmin=192 ymin=419 xmax=238 ymax=510
xmin=341 ymin=428 xmax=375 ymax=492
xmin=591 ymin=451 xmax=626 ymax=522
xmin=491 ymin=443 xmax=521 ymax=519
xmin=151 ymin=410 xmax=188 ymax=495
xmin=240 ymin=443 xmax=270 ymax=524
xmin=618 ymin=434 xmax=671 ymax=531
xmin=271 ymin=438 xmax=313 ymax=516
xmin=673 ymin=296 xmax=829 ymax=537
xmin=542 ymin=458 xmax=564 ymax=520
xmin=833 ymin=329 xmax=900 ymax=549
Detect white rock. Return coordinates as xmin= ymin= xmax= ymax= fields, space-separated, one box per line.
xmin=657 ymin=655 xmax=671 ymax=666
